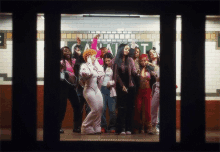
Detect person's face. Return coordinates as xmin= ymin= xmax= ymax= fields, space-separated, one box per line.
xmin=101 ymin=48 xmax=108 ymax=58
xmin=135 ymin=49 xmax=140 ymax=58
xmin=124 ymin=45 xmax=130 ymax=56
xmin=63 ymin=48 xmax=71 ymax=59
xmin=90 ymin=54 xmax=96 ymax=63
xmin=140 ymin=57 xmax=147 ymax=67
xmin=102 ymin=48 xmax=108 ymax=55
xmin=149 ymin=50 xmax=158 ymax=59
xmin=75 ymin=47 xmax=81 ymax=56
xmin=104 ymin=58 xmax=111 ymax=67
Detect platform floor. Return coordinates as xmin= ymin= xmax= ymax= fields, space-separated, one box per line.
xmin=0 ymin=129 xmax=219 ymax=143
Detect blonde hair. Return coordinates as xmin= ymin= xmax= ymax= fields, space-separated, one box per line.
xmin=83 ymin=49 xmax=97 ymax=62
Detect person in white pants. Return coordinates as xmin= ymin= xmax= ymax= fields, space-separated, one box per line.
xmin=79 ymin=49 xmax=105 ymax=134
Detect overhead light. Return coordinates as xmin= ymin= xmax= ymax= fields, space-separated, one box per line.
xmin=83 ymin=14 xmax=140 ymax=18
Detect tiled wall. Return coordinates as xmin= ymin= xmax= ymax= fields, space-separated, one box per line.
xmin=0 ymin=15 xmax=220 ymax=100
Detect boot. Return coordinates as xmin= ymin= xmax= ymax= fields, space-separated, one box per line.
xmin=145 ymin=121 xmax=154 ymax=134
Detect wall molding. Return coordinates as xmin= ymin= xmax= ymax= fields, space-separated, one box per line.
xmin=0 ymin=30 xmax=218 ymax=42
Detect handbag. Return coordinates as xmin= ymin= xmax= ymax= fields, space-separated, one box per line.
xmin=60 ymin=60 xmax=77 ymax=86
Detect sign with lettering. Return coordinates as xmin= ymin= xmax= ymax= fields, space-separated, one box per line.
xmin=67 ymin=41 xmax=152 ymax=56
xmin=0 ymin=33 xmax=4 ymax=46
xmin=217 ymin=31 xmax=220 ymax=50
xmin=0 ymin=32 xmax=6 ymax=49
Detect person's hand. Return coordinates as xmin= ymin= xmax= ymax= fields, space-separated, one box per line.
xmin=94 ymin=59 xmax=102 ymax=68
xmin=77 ymin=37 xmax=81 ymax=45
xmin=60 ymin=63 xmax=65 ymax=71
xmin=82 ymin=72 xmax=92 ymax=78
xmin=87 ymin=56 xmax=92 ymax=65
xmin=79 ymin=79 xmax=85 ymax=87
xmin=94 ymin=34 xmax=100 ymax=39
xmin=81 ymin=72 xmax=87 ymax=77
xmin=151 ymin=71 xmax=157 ymax=77
xmin=122 ymin=86 xmax=128 ymax=93
xmin=76 ymin=50 xmax=81 ymax=56
xmin=131 ymin=41 xmax=136 ymax=49
xmin=147 ymin=62 xmax=154 ymax=67
xmin=107 ymin=82 xmax=111 ymax=88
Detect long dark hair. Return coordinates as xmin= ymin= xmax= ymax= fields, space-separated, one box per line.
xmin=73 ymin=45 xmax=85 ymax=79
xmin=73 ymin=45 xmax=82 ymax=59
xmin=147 ymin=48 xmax=160 ymax=66
xmin=128 ymin=48 xmax=135 ymax=58
xmin=114 ymin=44 xmax=129 ymax=67
xmin=103 ymin=52 xmax=114 ymax=72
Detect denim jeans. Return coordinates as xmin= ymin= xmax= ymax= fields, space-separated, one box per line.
xmin=100 ymin=86 xmax=116 ymax=131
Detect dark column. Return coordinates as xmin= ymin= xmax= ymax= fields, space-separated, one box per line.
xmin=43 ymin=12 xmax=61 ymax=144
xmin=160 ymin=14 xmax=176 ymax=144
xmin=12 ymin=12 xmax=37 ymax=148
xmin=181 ymin=14 xmax=205 ymax=143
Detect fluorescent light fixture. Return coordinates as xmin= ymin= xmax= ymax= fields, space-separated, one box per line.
xmin=61 ymin=14 xmax=160 ymax=18
xmin=83 ymin=14 xmax=140 ymax=18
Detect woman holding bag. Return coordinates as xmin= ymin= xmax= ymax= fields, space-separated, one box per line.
xmin=59 ymin=46 xmax=81 ymax=134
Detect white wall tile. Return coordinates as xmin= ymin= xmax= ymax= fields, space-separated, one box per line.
xmin=1 ymin=15 xmax=220 ymax=100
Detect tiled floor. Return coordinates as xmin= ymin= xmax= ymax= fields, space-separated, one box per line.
xmin=0 ymin=128 xmax=219 ymax=143
xmin=59 ymin=129 xmax=161 ymax=142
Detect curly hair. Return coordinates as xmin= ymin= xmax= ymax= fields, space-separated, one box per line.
xmin=83 ymin=49 xmax=97 ymax=62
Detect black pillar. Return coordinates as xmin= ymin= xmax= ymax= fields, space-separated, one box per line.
xmin=160 ymin=14 xmax=176 ymax=144
xmin=12 ymin=11 xmax=37 ymax=148
xmin=181 ymin=14 xmax=205 ymax=143
xmin=43 ymin=12 xmax=61 ymax=144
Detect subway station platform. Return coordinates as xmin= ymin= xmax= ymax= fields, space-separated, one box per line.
xmin=1 ymin=129 xmax=219 ymax=143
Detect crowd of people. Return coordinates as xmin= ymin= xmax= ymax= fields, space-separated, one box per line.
xmin=59 ymin=34 xmax=160 ymax=135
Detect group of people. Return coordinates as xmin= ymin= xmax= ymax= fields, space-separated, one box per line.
xmin=59 ymin=34 xmax=160 ymax=135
